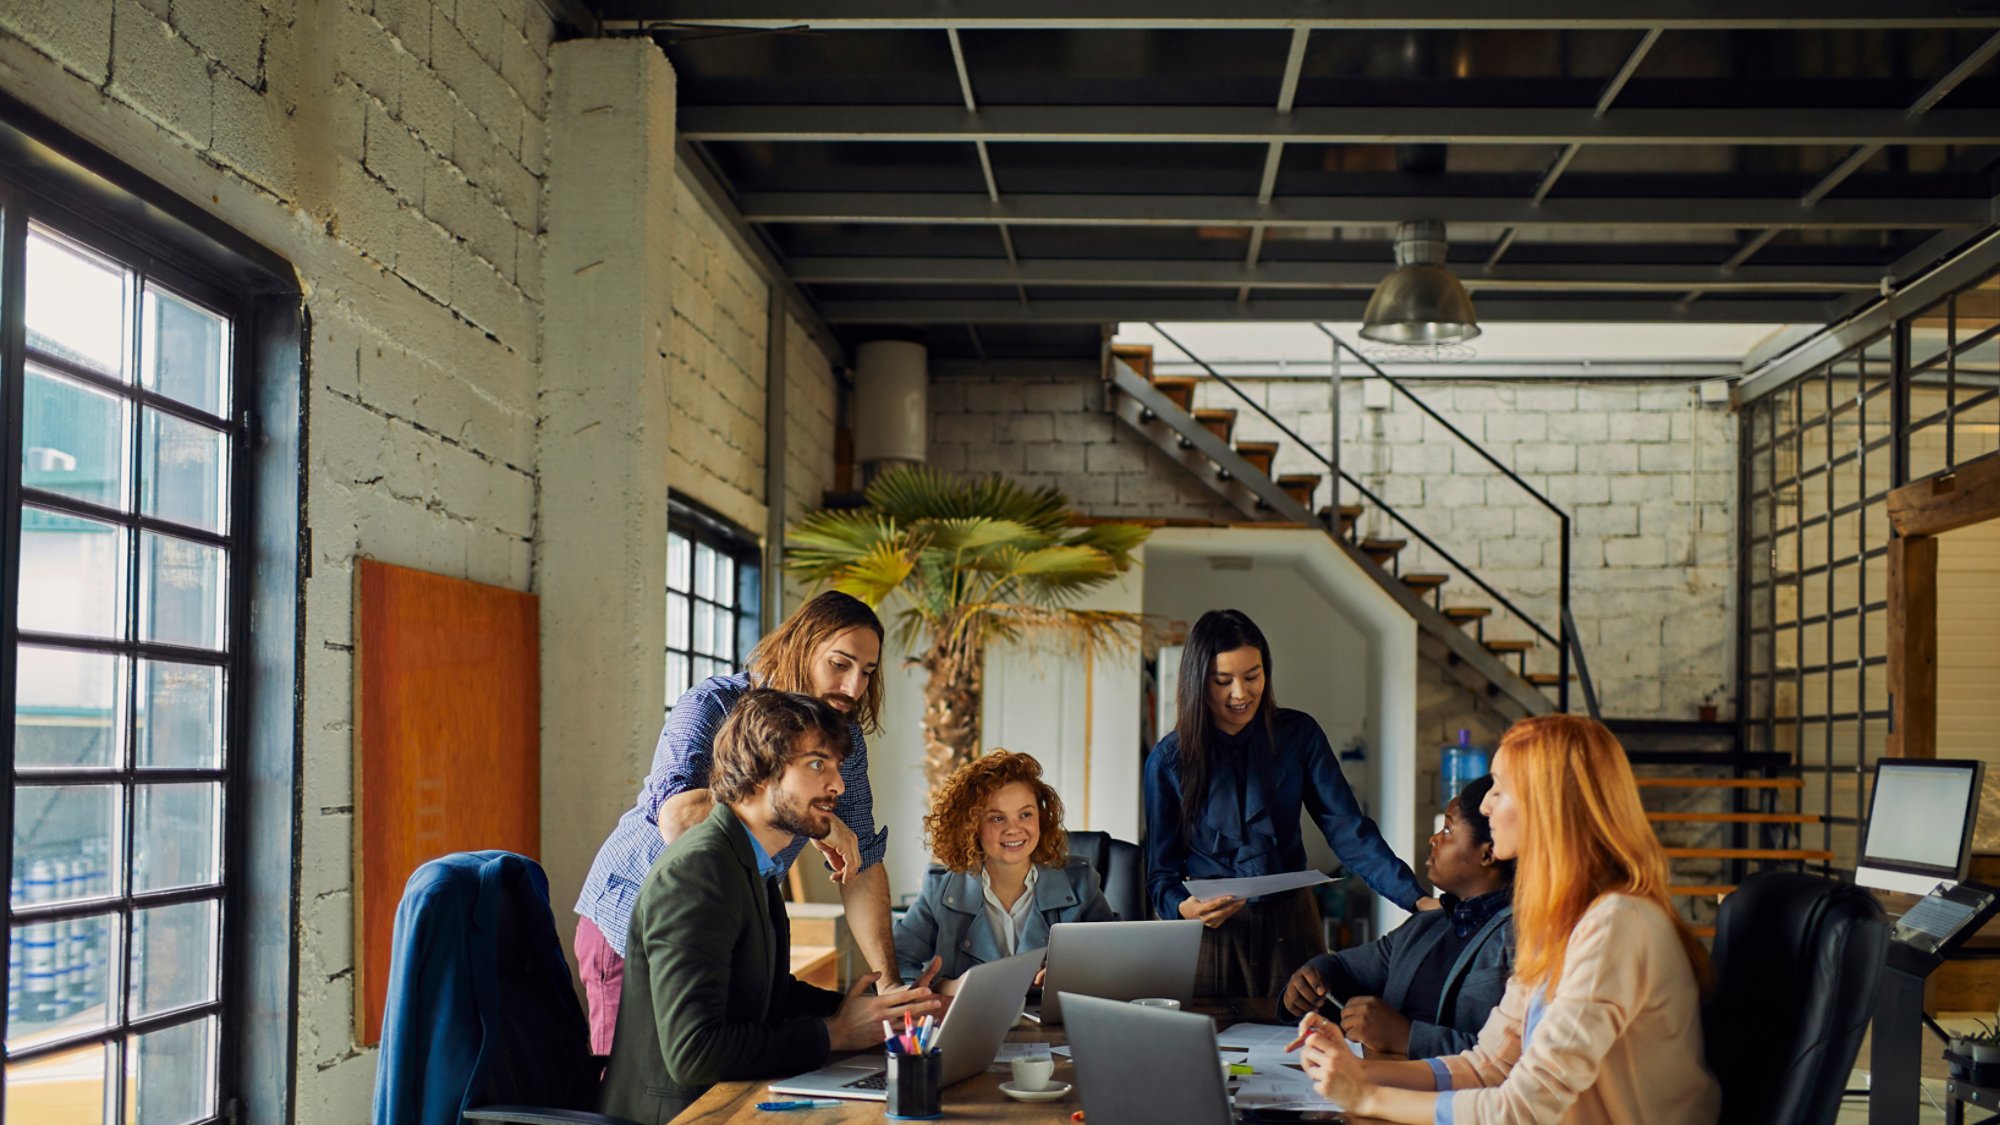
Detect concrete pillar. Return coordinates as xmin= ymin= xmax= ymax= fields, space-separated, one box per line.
xmin=538 ymin=39 xmax=675 ymax=940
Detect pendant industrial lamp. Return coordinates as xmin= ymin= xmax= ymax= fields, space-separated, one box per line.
xmin=1359 ymin=220 xmax=1481 ymax=345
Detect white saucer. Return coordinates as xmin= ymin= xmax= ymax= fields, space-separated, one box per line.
xmin=999 ymin=1081 xmax=1072 ymax=1103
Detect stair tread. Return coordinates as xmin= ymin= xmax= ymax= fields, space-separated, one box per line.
xmin=1401 ymin=573 xmax=1449 ymax=587
xmin=1635 ymin=777 xmax=1803 ymax=790
xmin=1235 ymin=440 xmax=1280 ymax=453
xmin=1153 ymin=375 xmax=1198 ymax=389
xmin=1443 ymin=606 xmax=1493 ymax=620
xmin=1194 ymin=408 xmax=1238 ymax=420
xmin=1360 ymin=537 xmax=1408 ymax=550
xmin=1483 ymin=638 xmax=1536 ymax=653
xmin=1276 ymin=473 xmax=1323 ymax=485
xmin=1664 ymin=847 xmax=1835 ymax=860
xmin=1320 ymin=504 xmax=1366 ymax=519
xmin=1526 ymin=673 xmax=1576 ymax=685
xmin=1647 ymin=811 xmax=1821 ymax=824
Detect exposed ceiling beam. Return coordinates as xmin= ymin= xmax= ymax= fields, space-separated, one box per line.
xmin=789 ymin=257 xmax=1888 ymax=291
xmin=739 ymin=191 xmax=1990 ymax=229
xmin=680 ymin=105 xmax=2000 ymax=146
xmin=604 ymin=2 xmax=2000 ymax=29
xmin=817 ymin=296 xmax=1837 ymax=323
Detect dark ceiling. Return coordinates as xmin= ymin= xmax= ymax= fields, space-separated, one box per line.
xmin=587 ymin=3 xmax=2000 ymax=361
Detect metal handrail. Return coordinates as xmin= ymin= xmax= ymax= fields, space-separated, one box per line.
xmin=1147 ymin=322 xmax=1588 ymax=714
xmin=1147 ymin=325 xmax=1562 ymax=654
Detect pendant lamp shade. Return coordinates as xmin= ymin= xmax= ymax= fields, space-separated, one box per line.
xmin=1359 ymin=221 xmax=1482 ymax=345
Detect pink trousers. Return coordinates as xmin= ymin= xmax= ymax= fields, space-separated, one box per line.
xmin=573 ymin=915 xmax=625 ymax=1056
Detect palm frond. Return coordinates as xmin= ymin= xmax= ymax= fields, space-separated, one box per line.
xmin=784 ymin=512 xmax=905 ymax=579
xmin=866 ymin=466 xmax=1070 ymax=533
xmin=1063 ymin=522 xmax=1149 ymax=570
xmin=917 ymin=517 xmax=1039 ymax=554
xmin=826 ymin=540 xmax=916 ymax=606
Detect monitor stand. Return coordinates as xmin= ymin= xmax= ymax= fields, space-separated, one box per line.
xmin=1871 ymin=881 xmax=2000 ymax=1125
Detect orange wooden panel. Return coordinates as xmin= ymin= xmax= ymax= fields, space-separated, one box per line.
xmin=354 ymin=560 xmax=540 ymax=1047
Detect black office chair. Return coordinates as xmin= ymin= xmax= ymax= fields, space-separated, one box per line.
xmin=1066 ymin=830 xmax=1145 ymax=920
xmin=1702 ymin=870 xmax=1887 ymax=1125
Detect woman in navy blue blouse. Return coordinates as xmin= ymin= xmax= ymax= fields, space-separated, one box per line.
xmin=1144 ymin=609 xmax=1436 ymax=997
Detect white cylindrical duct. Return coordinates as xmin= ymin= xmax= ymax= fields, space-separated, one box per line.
xmin=852 ymin=339 xmax=929 ymax=466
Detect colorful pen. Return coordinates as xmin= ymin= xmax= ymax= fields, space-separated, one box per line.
xmin=755 ymin=1099 xmax=842 ymax=1111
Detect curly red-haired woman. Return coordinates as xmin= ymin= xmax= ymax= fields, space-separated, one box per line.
xmin=891 ymin=749 xmax=1117 ymax=991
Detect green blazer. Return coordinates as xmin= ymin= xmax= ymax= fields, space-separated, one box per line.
xmin=599 ymin=802 xmax=843 ymax=1123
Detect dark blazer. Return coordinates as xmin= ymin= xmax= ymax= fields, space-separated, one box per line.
xmin=892 ymin=858 xmax=1119 ymax=982
xmin=1292 ymin=902 xmax=1514 ymax=1059
xmin=599 ymin=803 xmax=844 ymax=1123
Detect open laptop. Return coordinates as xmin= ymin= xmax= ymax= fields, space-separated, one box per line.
xmin=767 ymin=948 xmax=1042 ymax=1101
xmin=1028 ymin=919 xmax=1202 ymax=1025
xmin=1065 ymin=992 xmax=1344 ymax=1125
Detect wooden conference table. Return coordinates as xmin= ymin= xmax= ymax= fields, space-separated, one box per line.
xmin=669 ymin=999 xmax=1392 ymax=1125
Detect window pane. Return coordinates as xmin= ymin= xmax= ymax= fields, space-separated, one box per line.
xmin=26 ymin=227 xmax=130 ymax=380
xmin=714 ymin=613 xmax=734 ymax=663
xmin=667 ymin=533 xmax=691 ymax=591
xmin=141 ymin=287 xmax=229 ymax=418
xmin=693 ymin=601 xmax=714 ymax=656
xmin=693 ymin=543 xmax=715 ymax=599
xmin=130 ymin=899 xmax=218 ymax=1019
xmin=5 ymin=1038 xmax=111 ymax=1125
xmin=138 ymin=532 xmax=225 ymax=651
xmin=665 ymin=653 xmax=690 ymax=707
xmin=666 ymin=592 xmax=689 ymax=650
xmin=16 ymin=646 xmax=127 ymax=771
xmin=20 ymin=507 xmax=127 ymax=639
xmin=136 ymin=662 xmax=224 ymax=771
xmin=140 ymin=410 xmax=228 ymax=535
xmin=133 ymin=784 xmax=220 ymax=893
xmin=126 ymin=1015 xmax=216 ymax=1125
xmin=9 ymin=912 xmax=119 ymax=1052
xmin=24 ymin=367 xmax=130 ymax=511
xmin=12 ymin=784 xmax=123 ymax=908
xmin=713 ymin=553 xmax=735 ymax=609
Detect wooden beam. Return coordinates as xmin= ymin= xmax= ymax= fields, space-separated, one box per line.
xmin=1888 ymin=451 xmax=2000 ymax=537
xmin=1887 ymin=535 xmax=1939 ymax=760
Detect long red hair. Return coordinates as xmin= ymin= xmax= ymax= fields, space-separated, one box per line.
xmin=1499 ymin=715 xmax=1710 ymax=994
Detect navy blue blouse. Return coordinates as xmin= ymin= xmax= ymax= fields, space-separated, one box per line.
xmin=1143 ymin=707 xmax=1426 ymax=921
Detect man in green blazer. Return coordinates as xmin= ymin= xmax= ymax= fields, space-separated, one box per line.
xmin=600 ymin=688 xmax=940 ymax=1123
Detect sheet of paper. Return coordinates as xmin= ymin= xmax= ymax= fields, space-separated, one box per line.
xmin=988 ymin=1042 xmax=1054 ymax=1071
xmin=1184 ymin=869 xmax=1333 ymax=901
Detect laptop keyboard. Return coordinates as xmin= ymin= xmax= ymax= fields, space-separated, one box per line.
xmin=843 ymin=1072 xmax=889 ymax=1091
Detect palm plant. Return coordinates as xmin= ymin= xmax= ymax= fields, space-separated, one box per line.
xmin=785 ymin=467 xmax=1151 ymax=788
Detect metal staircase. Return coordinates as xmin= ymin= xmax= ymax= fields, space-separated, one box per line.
xmin=1103 ymin=329 xmax=1592 ymax=722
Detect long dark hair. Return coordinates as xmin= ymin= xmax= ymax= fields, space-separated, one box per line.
xmin=1174 ymin=609 xmax=1277 ymax=826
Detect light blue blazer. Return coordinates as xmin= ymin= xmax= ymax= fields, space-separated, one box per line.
xmin=893 ymin=858 xmax=1118 ymax=983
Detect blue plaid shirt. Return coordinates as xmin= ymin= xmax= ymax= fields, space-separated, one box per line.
xmin=573 ymin=673 xmax=888 ymax=957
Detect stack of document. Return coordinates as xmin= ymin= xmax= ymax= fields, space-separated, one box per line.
xmin=1216 ymin=1022 xmax=1352 ymax=1112
xmin=1183 ymin=870 xmax=1333 ymax=902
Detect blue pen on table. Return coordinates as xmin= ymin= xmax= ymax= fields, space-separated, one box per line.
xmin=755 ymin=1099 xmax=842 ymax=1111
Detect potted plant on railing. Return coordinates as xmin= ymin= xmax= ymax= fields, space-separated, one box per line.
xmin=1952 ymin=1021 xmax=2000 ymax=1066
xmin=785 ymin=466 xmax=1150 ymax=789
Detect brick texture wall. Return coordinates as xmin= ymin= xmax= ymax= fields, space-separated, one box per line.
xmin=0 ymin=3 xmax=838 ymax=1117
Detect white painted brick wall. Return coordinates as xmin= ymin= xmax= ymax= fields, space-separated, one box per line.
xmin=928 ymin=369 xmax=1239 ymax=522
xmin=1175 ymin=376 xmax=1735 ymax=721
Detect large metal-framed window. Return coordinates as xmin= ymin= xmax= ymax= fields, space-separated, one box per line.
xmin=1740 ymin=269 xmax=2000 ymax=876
xmin=664 ymin=498 xmax=762 ymax=709
xmin=2 ymin=192 xmax=250 ymax=1122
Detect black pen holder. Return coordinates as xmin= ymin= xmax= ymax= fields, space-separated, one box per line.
xmin=884 ymin=1048 xmax=943 ymax=1120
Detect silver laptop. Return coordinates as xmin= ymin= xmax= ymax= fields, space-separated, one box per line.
xmin=768 ymin=949 xmax=1043 ymax=1101
xmin=1065 ymin=992 xmax=1235 ymax=1125
xmin=1030 ymin=919 xmax=1202 ymax=1025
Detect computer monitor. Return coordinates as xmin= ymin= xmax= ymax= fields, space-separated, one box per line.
xmin=1856 ymin=758 xmax=1985 ymax=895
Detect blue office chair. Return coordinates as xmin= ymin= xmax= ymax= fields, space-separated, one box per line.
xmin=1065 ymin=830 xmax=1145 ymax=921
xmin=370 ymin=851 xmax=640 ymax=1125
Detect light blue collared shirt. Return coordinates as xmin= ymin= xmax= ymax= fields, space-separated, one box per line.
xmin=1433 ymin=987 xmax=1546 ymax=1125
xmin=746 ymin=826 xmax=783 ymax=882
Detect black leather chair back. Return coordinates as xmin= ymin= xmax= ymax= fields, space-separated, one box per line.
xmin=1065 ymin=830 xmax=1146 ymax=920
xmin=1703 ymin=871 xmax=1887 ymax=1125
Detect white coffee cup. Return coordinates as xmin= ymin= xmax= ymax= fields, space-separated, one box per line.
xmin=1130 ymin=997 xmax=1181 ymax=1010
xmin=1010 ymin=1054 xmax=1056 ymax=1091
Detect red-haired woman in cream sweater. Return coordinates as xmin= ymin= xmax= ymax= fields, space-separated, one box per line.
xmin=1294 ymin=715 xmax=1721 ymax=1125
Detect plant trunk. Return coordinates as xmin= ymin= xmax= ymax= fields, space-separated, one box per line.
xmin=920 ymin=636 xmax=985 ymax=789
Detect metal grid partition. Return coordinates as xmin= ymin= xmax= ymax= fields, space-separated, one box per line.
xmin=2 ymin=194 xmax=250 ymax=1124
xmin=1740 ymin=267 xmax=2000 ymax=876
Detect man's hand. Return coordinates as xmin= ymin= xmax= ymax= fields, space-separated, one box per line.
xmin=1283 ymin=962 xmax=1331 ymax=1018
xmin=656 ymin=789 xmax=716 ymax=849
xmin=1339 ymin=996 xmax=1412 ymax=1055
xmin=1178 ymin=893 xmax=1248 ymax=929
xmin=1414 ymin=896 xmax=1442 ymax=912
xmin=825 ymin=971 xmax=940 ymax=1051
xmin=810 ymin=816 xmax=861 ymax=886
